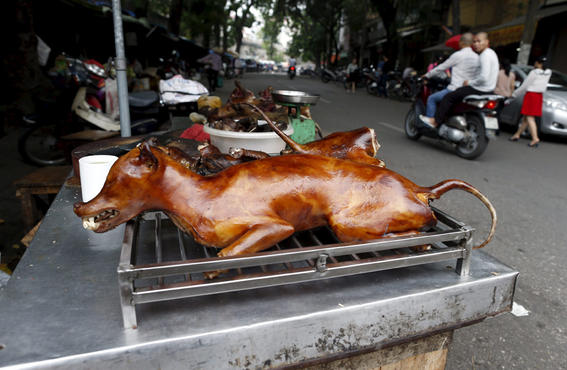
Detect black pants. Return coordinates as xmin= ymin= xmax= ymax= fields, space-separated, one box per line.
xmin=207 ymin=69 xmax=219 ymax=92
xmin=435 ymin=86 xmax=492 ymax=123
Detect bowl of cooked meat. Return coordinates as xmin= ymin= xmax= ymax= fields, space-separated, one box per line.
xmin=204 ymin=122 xmax=293 ymax=154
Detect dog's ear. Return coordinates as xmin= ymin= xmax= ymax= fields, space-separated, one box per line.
xmin=138 ymin=141 xmax=158 ymax=169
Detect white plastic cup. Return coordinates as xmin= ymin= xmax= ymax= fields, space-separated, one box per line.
xmin=78 ymin=155 xmax=118 ymax=202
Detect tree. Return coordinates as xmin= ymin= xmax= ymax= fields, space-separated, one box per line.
xmin=261 ymin=16 xmax=282 ymax=60
xmin=278 ymin=0 xmax=346 ymax=67
xmin=368 ymin=0 xmax=398 ymax=59
xmin=168 ymin=0 xmax=183 ymax=35
xmin=227 ymin=0 xmax=257 ymax=53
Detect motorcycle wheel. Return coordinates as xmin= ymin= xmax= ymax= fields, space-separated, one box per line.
xmin=455 ymin=116 xmax=488 ymax=160
xmin=404 ymin=107 xmax=422 ymax=140
xmin=18 ymin=122 xmax=70 ymax=166
xmin=366 ymin=82 xmax=377 ymax=95
xmin=321 ymin=74 xmax=330 ymax=83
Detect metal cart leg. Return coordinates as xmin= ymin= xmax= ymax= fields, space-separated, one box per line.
xmin=456 ymin=226 xmax=473 ymax=276
xmin=118 ymin=275 xmax=137 ymax=329
xmin=118 ymin=221 xmax=138 ymax=329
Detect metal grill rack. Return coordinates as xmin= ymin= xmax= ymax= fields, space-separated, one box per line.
xmin=118 ymin=208 xmax=474 ymax=329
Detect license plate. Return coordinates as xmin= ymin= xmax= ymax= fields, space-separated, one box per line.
xmin=484 ymin=116 xmax=499 ymax=130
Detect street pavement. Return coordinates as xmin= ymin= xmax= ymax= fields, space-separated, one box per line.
xmin=1 ymin=72 xmax=566 ymax=368
xmin=221 ymin=73 xmax=567 ymax=369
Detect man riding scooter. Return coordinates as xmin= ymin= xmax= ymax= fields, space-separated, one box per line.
xmin=288 ymin=56 xmax=297 ymax=79
xmin=419 ymin=33 xmax=479 ymax=124
xmin=420 ymin=32 xmax=499 ymax=129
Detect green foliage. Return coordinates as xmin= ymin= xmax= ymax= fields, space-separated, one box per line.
xmin=180 ymin=0 xmax=228 ymax=40
xmin=261 ymin=15 xmax=283 ymax=59
xmin=274 ymin=0 xmax=372 ymax=65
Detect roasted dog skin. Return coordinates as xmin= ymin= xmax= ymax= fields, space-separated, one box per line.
xmin=74 ymin=141 xmax=496 ymax=262
xmin=244 ymin=103 xmax=385 ymax=167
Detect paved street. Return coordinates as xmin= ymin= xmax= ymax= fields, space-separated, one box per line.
xmin=1 ymin=72 xmax=566 ymax=368
xmin=220 ymin=73 xmax=567 ymax=369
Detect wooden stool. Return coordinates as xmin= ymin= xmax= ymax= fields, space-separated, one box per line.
xmin=14 ymin=166 xmax=72 ymax=230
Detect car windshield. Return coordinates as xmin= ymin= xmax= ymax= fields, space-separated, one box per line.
xmin=518 ymin=65 xmax=567 ymax=91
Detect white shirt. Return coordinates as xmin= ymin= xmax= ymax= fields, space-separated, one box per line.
xmin=512 ymin=68 xmax=551 ymax=98
xmin=469 ymin=48 xmax=499 ymax=92
xmin=425 ymin=47 xmax=479 ymax=91
xmin=289 ymin=58 xmax=296 ymax=67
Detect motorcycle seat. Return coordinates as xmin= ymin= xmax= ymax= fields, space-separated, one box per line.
xmin=463 ymin=94 xmax=505 ymax=102
xmin=129 ymin=90 xmax=159 ymax=107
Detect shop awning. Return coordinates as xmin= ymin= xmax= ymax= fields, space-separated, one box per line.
xmin=421 ymin=4 xmax=567 ymax=51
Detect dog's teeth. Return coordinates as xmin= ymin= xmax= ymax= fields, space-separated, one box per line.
xmin=83 ymin=219 xmax=89 ymax=229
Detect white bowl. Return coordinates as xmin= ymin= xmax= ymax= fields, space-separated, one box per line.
xmin=203 ymin=124 xmax=293 ymax=154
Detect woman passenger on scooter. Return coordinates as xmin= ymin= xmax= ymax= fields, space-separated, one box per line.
xmin=508 ymin=56 xmax=551 ymax=147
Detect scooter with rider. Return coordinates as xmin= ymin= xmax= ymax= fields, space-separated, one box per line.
xmin=405 ymin=32 xmax=505 ymax=159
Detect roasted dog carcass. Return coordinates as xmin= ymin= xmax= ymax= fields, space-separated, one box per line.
xmin=74 ymin=140 xmax=496 ymax=269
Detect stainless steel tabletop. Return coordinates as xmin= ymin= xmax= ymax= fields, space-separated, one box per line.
xmin=0 ymin=182 xmax=518 ymax=369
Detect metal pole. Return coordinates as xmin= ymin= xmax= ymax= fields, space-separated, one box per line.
xmin=112 ymin=0 xmax=132 ymax=137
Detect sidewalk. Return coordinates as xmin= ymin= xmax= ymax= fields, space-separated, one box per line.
xmin=0 ymin=126 xmax=37 ymax=272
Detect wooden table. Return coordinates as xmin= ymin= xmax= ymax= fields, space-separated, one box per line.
xmin=14 ymin=165 xmax=72 ymax=230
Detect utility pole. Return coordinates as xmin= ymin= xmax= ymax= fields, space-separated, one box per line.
xmin=517 ymin=0 xmax=540 ymax=65
xmin=112 ymin=0 xmax=131 ymax=137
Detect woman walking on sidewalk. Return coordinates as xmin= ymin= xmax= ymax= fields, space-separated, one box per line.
xmin=509 ymin=56 xmax=551 ymax=147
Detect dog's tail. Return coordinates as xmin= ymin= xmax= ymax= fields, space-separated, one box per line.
xmin=242 ymin=103 xmax=304 ymax=153
xmin=422 ymin=179 xmax=497 ymax=249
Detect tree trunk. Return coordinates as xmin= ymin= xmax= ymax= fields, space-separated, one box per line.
xmin=236 ymin=32 xmax=243 ymax=53
xmin=234 ymin=5 xmax=251 ymax=54
xmin=452 ymin=0 xmax=461 ymax=35
xmin=369 ymin=0 xmax=398 ymax=59
xmin=168 ymin=0 xmax=183 ymax=35
xmin=214 ymin=23 xmax=221 ymax=48
xmin=203 ymin=28 xmax=211 ymax=49
xmin=222 ymin=23 xmax=228 ymax=52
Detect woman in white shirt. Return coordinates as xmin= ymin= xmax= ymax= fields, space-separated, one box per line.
xmin=509 ymin=56 xmax=552 ymax=147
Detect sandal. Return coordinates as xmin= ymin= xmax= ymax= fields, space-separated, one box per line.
xmin=508 ymin=137 xmax=519 ymax=142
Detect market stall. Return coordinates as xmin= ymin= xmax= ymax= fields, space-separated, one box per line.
xmin=0 ymin=167 xmax=518 ymax=368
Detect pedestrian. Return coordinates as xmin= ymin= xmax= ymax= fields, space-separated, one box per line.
xmin=377 ymin=55 xmax=393 ymax=97
xmin=508 ymin=56 xmax=551 ymax=147
xmin=419 ymin=33 xmax=478 ymax=123
xmin=197 ymin=48 xmax=223 ymax=93
xmin=421 ymin=32 xmax=499 ymax=129
xmin=346 ymin=58 xmax=359 ymax=93
xmin=494 ymin=59 xmax=516 ymax=97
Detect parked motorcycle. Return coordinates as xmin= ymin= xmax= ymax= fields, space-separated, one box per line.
xmin=320 ymin=68 xmax=337 ymax=83
xmin=404 ymin=77 xmax=504 ymax=159
xmin=365 ymin=68 xmax=381 ymax=95
xmin=288 ymin=65 xmax=296 ymax=79
xmin=18 ymin=56 xmax=160 ymax=166
xmin=386 ymin=70 xmax=417 ymax=101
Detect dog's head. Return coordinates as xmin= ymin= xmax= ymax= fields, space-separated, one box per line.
xmin=74 ymin=138 xmax=164 ymax=232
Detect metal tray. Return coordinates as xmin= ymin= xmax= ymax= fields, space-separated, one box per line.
xmin=117 ymin=207 xmax=475 ymax=329
xmin=272 ymin=90 xmax=320 ymax=105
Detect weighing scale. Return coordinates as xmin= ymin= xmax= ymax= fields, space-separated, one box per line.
xmin=272 ymin=90 xmax=320 ymax=144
